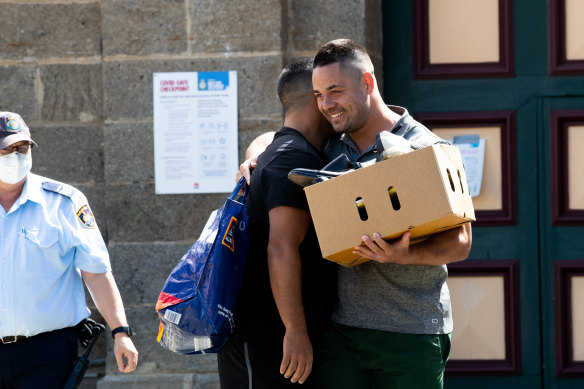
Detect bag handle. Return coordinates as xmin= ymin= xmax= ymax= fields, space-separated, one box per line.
xmin=229 ymin=177 xmax=249 ymax=203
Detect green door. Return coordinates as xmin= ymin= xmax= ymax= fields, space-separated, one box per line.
xmin=382 ymin=0 xmax=584 ymax=387
xmin=539 ymin=96 xmax=584 ymax=389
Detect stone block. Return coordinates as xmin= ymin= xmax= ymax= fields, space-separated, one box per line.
xmin=0 ymin=66 xmax=37 ymax=120
xmin=102 ymin=56 xmax=282 ymax=121
xmin=290 ymin=0 xmax=367 ymax=51
xmin=238 ymin=116 xmax=281 ymax=160
xmin=101 ymin=0 xmax=187 ymax=57
xmin=29 ymin=125 xmax=105 ymax=184
xmin=104 ymin=121 xmax=154 ymax=183
xmin=104 ymin=182 xmax=225 ymax=242
xmin=97 ymin=373 xmax=219 ymax=389
xmin=107 ymin=242 xmax=193 ymax=305
xmin=189 ymin=0 xmax=282 ymax=53
xmin=0 ymin=3 xmax=101 ymax=60
xmin=39 ymin=64 xmax=103 ymax=123
xmin=103 ymin=306 xmax=219 ymax=376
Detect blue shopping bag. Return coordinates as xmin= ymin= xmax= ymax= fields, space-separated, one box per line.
xmin=155 ymin=178 xmax=250 ymax=354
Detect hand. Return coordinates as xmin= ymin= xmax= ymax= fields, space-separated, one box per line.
xmin=236 ymin=156 xmax=257 ymax=185
xmin=280 ymin=328 xmax=313 ymax=384
xmin=353 ymin=231 xmax=412 ymax=264
xmin=113 ymin=334 xmax=139 ymax=373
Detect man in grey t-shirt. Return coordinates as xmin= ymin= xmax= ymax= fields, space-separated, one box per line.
xmin=310 ymin=39 xmax=472 ymax=389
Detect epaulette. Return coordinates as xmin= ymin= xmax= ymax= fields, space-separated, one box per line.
xmin=42 ymin=181 xmax=77 ymax=199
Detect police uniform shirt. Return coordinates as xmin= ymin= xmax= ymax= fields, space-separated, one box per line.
xmin=0 ymin=173 xmax=111 ymax=338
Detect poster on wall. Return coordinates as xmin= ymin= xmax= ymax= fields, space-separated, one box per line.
xmin=452 ymin=134 xmax=485 ymax=197
xmin=153 ymin=71 xmax=238 ymax=194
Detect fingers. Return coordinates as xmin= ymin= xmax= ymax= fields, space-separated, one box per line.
xmin=364 ymin=233 xmax=387 ymax=257
xmin=280 ymin=353 xmax=291 ymax=375
xmin=282 ymin=358 xmax=298 ymax=379
xmin=114 ymin=337 xmax=138 ymax=373
xmin=238 ymin=159 xmax=257 ymax=185
xmin=295 ymin=359 xmax=313 ymax=384
xmin=400 ymin=231 xmax=411 ymax=247
xmin=353 ymin=231 xmax=412 ymax=264
xmin=125 ymin=348 xmax=139 ymax=372
xmin=352 ymin=233 xmax=385 ymax=261
xmin=281 ymin=356 xmax=312 ymax=384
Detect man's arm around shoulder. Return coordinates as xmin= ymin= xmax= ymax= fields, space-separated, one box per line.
xmin=237 ymin=131 xmax=275 ymax=184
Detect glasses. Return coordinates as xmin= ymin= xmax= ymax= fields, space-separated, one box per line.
xmin=0 ymin=143 xmax=32 ymax=156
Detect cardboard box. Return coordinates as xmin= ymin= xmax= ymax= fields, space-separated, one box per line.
xmin=304 ymin=144 xmax=475 ymax=267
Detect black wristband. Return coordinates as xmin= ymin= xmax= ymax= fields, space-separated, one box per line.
xmin=111 ymin=326 xmax=132 ymax=339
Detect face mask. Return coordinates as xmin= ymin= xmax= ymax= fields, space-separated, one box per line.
xmin=0 ymin=152 xmax=32 ymax=184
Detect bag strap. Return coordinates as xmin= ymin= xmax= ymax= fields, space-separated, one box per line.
xmin=229 ymin=177 xmax=249 ymax=203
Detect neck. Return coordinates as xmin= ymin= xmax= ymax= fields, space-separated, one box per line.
xmin=349 ymin=98 xmax=401 ymax=153
xmin=284 ymin=113 xmax=330 ymax=151
xmin=0 ymin=179 xmax=26 ymax=212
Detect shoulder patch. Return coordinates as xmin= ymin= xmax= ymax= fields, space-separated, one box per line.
xmin=76 ymin=205 xmax=96 ymax=229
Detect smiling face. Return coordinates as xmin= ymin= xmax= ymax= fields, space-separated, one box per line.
xmin=312 ymin=62 xmax=371 ymax=135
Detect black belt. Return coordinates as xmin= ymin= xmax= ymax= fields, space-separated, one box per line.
xmin=0 ymin=335 xmax=29 ymax=344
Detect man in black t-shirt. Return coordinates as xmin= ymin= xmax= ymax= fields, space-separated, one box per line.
xmin=217 ymin=58 xmax=337 ymax=389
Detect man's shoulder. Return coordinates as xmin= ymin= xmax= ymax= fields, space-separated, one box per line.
xmin=37 ymin=175 xmax=79 ymax=196
xmin=388 ymin=107 xmax=449 ymax=149
xmin=41 ymin=178 xmax=77 ymax=199
xmin=269 ymin=127 xmax=312 ymax=151
xmin=260 ymin=127 xmax=323 ymax=167
xmin=34 ymin=174 xmax=88 ymax=207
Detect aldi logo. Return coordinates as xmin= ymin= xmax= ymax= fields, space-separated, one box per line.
xmin=221 ymin=216 xmax=238 ymax=252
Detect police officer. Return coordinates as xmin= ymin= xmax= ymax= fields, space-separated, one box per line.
xmin=0 ymin=112 xmax=138 ymax=388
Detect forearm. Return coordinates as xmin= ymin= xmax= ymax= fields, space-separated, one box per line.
xmin=267 ymin=244 xmax=307 ymax=332
xmin=81 ymin=271 xmax=129 ymax=330
xmin=408 ymin=223 xmax=472 ymax=266
xmin=82 ymin=270 xmax=138 ymax=373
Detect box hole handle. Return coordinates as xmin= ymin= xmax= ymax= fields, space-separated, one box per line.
xmin=446 ymin=169 xmax=456 ymax=192
xmin=388 ymin=186 xmax=401 ymax=210
xmin=457 ymin=169 xmax=464 ymax=194
xmin=355 ymin=197 xmax=368 ymax=221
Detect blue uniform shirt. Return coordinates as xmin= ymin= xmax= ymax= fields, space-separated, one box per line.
xmin=0 ymin=173 xmax=111 ymax=337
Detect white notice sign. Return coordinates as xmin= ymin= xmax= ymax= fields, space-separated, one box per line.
xmin=153 ymin=71 xmax=238 ymax=194
xmin=452 ymin=135 xmax=485 ymax=198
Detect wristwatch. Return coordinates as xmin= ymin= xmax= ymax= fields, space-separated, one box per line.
xmin=111 ymin=326 xmax=133 ymax=339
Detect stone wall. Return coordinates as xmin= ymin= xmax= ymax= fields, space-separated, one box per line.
xmin=0 ymin=1 xmax=382 ymax=387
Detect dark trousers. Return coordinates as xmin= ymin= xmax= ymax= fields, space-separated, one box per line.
xmin=0 ymin=327 xmax=78 ymax=389
xmin=315 ymin=322 xmax=451 ymax=389
xmin=218 ymin=328 xmax=316 ymax=389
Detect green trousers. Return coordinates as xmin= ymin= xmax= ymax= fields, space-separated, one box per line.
xmin=315 ymin=322 xmax=451 ymax=389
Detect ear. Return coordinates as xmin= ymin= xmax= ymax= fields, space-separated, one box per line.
xmin=363 ymin=72 xmax=375 ymax=95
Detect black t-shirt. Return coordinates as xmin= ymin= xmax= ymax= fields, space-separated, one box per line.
xmin=235 ymin=127 xmax=337 ymax=343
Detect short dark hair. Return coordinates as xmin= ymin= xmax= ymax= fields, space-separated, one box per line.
xmin=313 ymin=39 xmax=373 ymax=73
xmin=277 ymin=57 xmax=314 ymax=113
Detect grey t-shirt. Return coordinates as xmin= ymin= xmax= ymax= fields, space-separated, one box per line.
xmin=323 ymin=105 xmax=453 ymax=334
